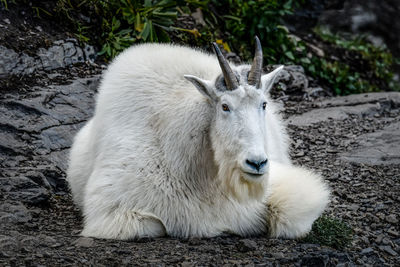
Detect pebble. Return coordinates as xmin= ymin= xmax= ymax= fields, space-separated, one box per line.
xmin=348 ymin=204 xmax=360 ymax=211
xmin=375 ymin=234 xmax=385 ymax=244
xmin=300 ymin=254 xmax=329 ymax=266
xmin=387 ymin=229 xmax=399 ymax=237
xmin=379 ymin=246 xmax=398 ymax=256
xmin=385 ymin=214 xmax=398 ymax=224
xmin=270 ymin=252 xmax=284 ymax=259
xmin=0 ymin=202 xmax=32 ymax=224
xmin=73 ymin=237 xmax=95 ymax=248
xmin=236 ymin=239 xmax=257 ymax=252
xmin=361 ymin=247 xmax=375 ymax=255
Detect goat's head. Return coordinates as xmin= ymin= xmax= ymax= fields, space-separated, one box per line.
xmin=185 ymin=37 xmax=283 ymax=202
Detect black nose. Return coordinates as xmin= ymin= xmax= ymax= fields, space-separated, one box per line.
xmin=246 ymin=158 xmax=268 ymax=171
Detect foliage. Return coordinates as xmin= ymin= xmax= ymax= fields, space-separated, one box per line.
xmin=210 ymin=0 xmax=303 ymax=62
xmin=312 ymin=27 xmax=400 ymax=94
xmin=302 ymin=215 xmax=353 ymax=250
xmin=56 ymin=0 xmax=177 ymax=58
xmin=303 ymin=56 xmax=379 ymax=95
xmin=0 ymin=0 xmax=9 ymax=9
xmin=6 ymin=0 xmax=399 ymax=95
xmin=207 ymin=1 xmax=399 ymax=95
xmin=99 ymin=17 xmax=136 ymax=58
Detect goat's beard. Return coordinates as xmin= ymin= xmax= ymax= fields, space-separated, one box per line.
xmin=217 ymin=161 xmax=267 ymax=203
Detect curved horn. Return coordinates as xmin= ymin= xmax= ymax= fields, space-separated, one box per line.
xmin=212 ymin=42 xmax=239 ymax=90
xmin=247 ymin=36 xmax=263 ymax=88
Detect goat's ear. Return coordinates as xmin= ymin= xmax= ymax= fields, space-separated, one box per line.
xmin=260 ymin=65 xmax=284 ymax=93
xmin=184 ymin=75 xmax=216 ymax=101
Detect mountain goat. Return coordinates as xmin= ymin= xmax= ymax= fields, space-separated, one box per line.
xmin=67 ymin=37 xmax=330 ymax=240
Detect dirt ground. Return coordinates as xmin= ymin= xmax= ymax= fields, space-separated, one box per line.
xmin=1 ymin=3 xmax=399 ymax=266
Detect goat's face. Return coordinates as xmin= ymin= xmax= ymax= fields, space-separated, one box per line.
xmin=212 ymin=74 xmax=270 ymax=180
xmin=185 ymin=38 xmax=283 ymax=201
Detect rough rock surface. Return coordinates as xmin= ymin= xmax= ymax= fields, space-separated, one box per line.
xmin=288 ymin=92 xmax=400 ymax=126
xmin=0 ymin=39 xmax=96 ymax=77
xmin=1 ymin=67 xmax=399 ymax=265
xmin=340 ymin=121 xmax=400 ymax=165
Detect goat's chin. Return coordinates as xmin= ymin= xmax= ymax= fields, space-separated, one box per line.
xmin=217 ymin=164 xmax=267 ymax=203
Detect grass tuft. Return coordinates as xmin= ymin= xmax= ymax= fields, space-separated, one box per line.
xmin=302 ymin=215 xmax=353 ymax=250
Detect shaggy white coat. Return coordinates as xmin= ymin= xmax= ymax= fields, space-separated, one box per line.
xmin=67 ymin=43 xmax=330 ymax=239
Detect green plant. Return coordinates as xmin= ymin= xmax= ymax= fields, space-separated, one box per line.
xmin=302 ymin=216 xmax=353 ymax=250
xmin=201 ymin=1 xmax=398 ymax=95
xmin=313 ymin=26 xmax=399 ymax=93
xmin=0 ymin=0 xmax=8 ymax=9
xmin=210 ymin=0 xmax=303 ymax=63
xmin=98 ymin=17 xmax=135 ymax=58
xmin=21 ymin=0 xmax=399 ymax=95
xmin=0 ymin=0 xmax=16 ymax=9
xmin=303 ymin=57 xmax=379 ymax=95
xmin=56 ymin=0 xmax=178 ymax=59
xmin=32 ymin=5 xmax=52 ymax=18
xmin=74 ymin=22 xmax=91 ymax=43
xmin=119 ymin=0 xmax=177 ymax=42
xmin=98 ymin=0 xmax=177 ymax=57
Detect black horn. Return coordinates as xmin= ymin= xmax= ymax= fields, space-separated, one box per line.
xmin=212 ymin=42 xmax=239 ymax=90
xmin=247 ymin=36 xmax=263 ymax=88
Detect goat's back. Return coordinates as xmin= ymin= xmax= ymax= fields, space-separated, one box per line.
xmin=84 ymin=44 xmax=220 ymax=194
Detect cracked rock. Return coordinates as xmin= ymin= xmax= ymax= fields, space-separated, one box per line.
xmin=0 ymin=202 xmax=32 ymax=224
xmin=0 ymin=39 xmax=96 ymax=77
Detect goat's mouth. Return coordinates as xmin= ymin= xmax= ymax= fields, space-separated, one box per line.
xmin=242 ymin=171 xmax=265 ymax=181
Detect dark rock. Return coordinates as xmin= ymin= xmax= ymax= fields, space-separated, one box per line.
xmin=385 ymin=214 xmax=398 ymax=225
xmin=0 ymin=235 xmax=19 ymax=252
xmin=273 ymin=65 xmax=309 ymax=94
xmin=340 ymin=121 xmax=400 ymax=165
xmin=187 ymin=237 xmax=202 ymax=246
xmin=300 ymin=254 xmax=329 ymax=266
xmin=0 ymin=202 xmax=32 ymax=224
xmin=0 ymin=39 xmax=96 ymax=77
xmin=361 ymin=247 xmax=375 ymax=255
xmin=270 ymin=252 xmax=284 ymax=259
xmin=237 ymin=239 xmax=258 ymax=252
xmin=37 ymin=235 xmax=58 ymax=247
xmin=379 ymin=246 xmax=398 ymax=256
xmin=1 ymin=177 xmax=50 ymax=205
xmin=375 ymin=234 xmax=385 ymax=244
xmin=73 ymin=237 xmax=95 ymax=248
xmin=16 ymin=187 xmax=50 ymax=206
xmin=288 ymin=103 xmax=381 ymax=126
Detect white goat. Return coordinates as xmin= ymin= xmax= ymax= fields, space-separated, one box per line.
xmin=67 ymin=38 xmax=330 ymax=240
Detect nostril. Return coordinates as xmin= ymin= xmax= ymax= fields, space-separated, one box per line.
xmin=259 ymin=158 xmax=268 ymax=167
xmin=246 ymin=158 xmax=268 ymax=171
xmin=246 ymin=159 xmax=259 ymax=170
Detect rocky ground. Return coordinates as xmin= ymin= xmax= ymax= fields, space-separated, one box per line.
xmin=1 ymin=4 xmax=400 ymax=267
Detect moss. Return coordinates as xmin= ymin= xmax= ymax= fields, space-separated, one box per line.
xmin=302 ymin=216 xmax=353 ymax=250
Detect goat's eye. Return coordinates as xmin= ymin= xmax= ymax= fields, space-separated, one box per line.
xmin=222 ymin=104 xmax=230 ymax=112
xmin=262 ymin=102 xmax=267 ymax=110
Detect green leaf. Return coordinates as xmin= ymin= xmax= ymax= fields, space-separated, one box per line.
xmin=144 ymin=0 xmax=152 ymax=8
xmin=285 ymin=51 xmax=295 ymax=60
xmin=139 ymin=21 xmax=151 ymax=40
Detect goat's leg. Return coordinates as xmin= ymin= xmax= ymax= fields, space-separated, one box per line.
xmin=79 ymin=170 xmax=166 ymax=240
xmin=265 ymin=162 xmax=330 ymax=238
xmin=81 ymin=207 xmax=166 ymax=240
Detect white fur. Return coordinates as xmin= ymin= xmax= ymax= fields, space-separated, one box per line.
xmin=67 ymin=43 xmax=330 ymax=240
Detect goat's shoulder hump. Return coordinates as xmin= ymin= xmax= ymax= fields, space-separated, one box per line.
xmin=119 ymin=43 xmax=212 ymax=63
